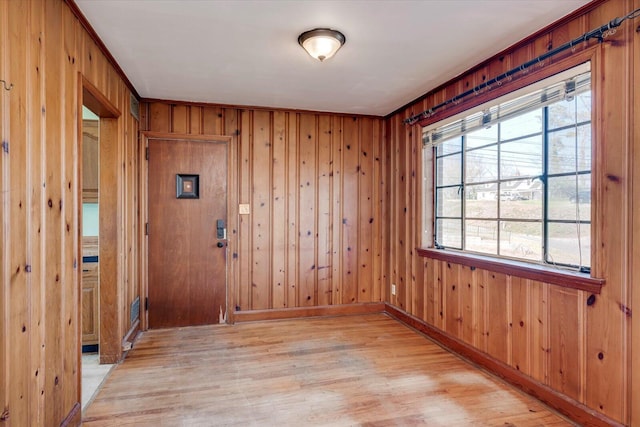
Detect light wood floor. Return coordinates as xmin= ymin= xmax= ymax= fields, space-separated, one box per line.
xmin=83 ymin=314 xmax=573 ymax=426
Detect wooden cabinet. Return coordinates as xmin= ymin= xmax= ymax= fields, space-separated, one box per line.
xmin=83 ymin=119 xmax=99 ymax=203
xmin=82 ymin=262 xmax=99 ymax=345
xmin=82 ymin=236 xmax=99 ymax=346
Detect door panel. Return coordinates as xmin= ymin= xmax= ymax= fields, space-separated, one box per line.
xmin=148 ymin=139 xmax=227 ymax=328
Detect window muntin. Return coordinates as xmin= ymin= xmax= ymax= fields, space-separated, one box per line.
xmin=431 ymin=69 xmax=591 ymax=271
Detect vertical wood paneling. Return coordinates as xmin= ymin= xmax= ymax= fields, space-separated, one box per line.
xmin=403 ymin=115 xmax=414 ymax=312
xmin=529 ymin=281 xmax=549 ymax=384
xmin=297 ymin=113 xmax=317 ymax=306
xmin=443 ymin=263 xmax=461 ymax=338
xmin=384 ymin=1 xmax=636 ymax=424
xmin=62 ymin=3 xmax=78 ymax=413
xmin=8 ymin=2 xmax=30 ymax=423
xmin=330 ymin=116 xmax=343 ymax=304
xmin=43 ymin=0 xmax=65 ymax=421
xmin=511 ymin=277 xmax=529 ymax=375
xmin=171 ymin=104 xmax=188 ymax=134
xmin=510 ymin=43 xmax=534 ymax=73
xmin=29 ymin=1 xmax=46 ymax=421
xmin=82 ymin=25 xmax=96 ymax=85
xmin=550 ymin=12 xmax=585 ymax=46
xmin=387 ymin=116 xmax=398 ymax=308
xmin=460 ymin=265 xmax=476 ymax=346
xmin=271 ymin=111 xmax=287 ymax=308
xmin=144 ymin=105 xmax=384 ymax=313
xmin=2 ymin=0 xmax=139 ymax=424
xmin=477 ymin=269 xmax=488 ymax=352
xmin=0 ymin=0 xmax=7 ymax=418
xmin=549 ymin=288 xmax=582 ymax=402
xmin=341 ymin=117 xmax=359 ymax=304
xmin=409 ymin=124 xmax=422 ymax=316
xmin=202 ymin=106 xmax=223 ymax=135
xmin=380 ymin=119 xmax=390 ymax=306
xmin=435 ymin=258 xmax=445 ymax=330
xmin=407 ymin=124 xmax=419 ymax=314
xmin=358 ymin=118 xmax=373 ymax=303
xmin=584 ymin=1 xmax=629 ymax=422
xmin=148 ymin=103 xmax=170 ymax=133
xmin=372 ymin=120 xmax=383 ymax=303
xmin=222 ymin=108 xmax=239 ymax=320
xmin=286 ymin=113 xmax=299 ymax=308
xmin=189 ymin=106 xmax=202 ymax=135
xmin=316 ymin=115 xmax=332 ymax=306
xmin=251 ymin=110 xmax=271 ymax=310
xmin=397 ymin=116 xmax=410 ymax=310
xmin=632 ymin=0 xmax=640 ymax=424
xmin=424 ymin=258 xmax=436 ymax=326
xmin=238 ymin=110 xmax=251 ymax=311
xmin=485 ymin=272 xmax=510 ymax=364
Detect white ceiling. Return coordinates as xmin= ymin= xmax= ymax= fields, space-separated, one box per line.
xmin=76 ymin=0 xmax=591 ymax=116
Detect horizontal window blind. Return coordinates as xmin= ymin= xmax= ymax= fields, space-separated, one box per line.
xmin=423 ymin=63 xmax=591 ymax=147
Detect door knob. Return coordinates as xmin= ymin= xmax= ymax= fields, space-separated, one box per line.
xmin=217 ymin=242 xmax=224 ymax=248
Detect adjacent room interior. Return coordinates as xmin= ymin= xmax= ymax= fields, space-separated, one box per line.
xmin=1 ymin=0 xmax=639 ymax=426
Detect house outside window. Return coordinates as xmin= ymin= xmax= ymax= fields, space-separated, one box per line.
xmin=426 ymin=64 xmax=591 ymax=272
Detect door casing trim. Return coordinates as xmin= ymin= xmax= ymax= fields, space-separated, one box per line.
xmin=139 ymin=132 xmax=235 ymax=331
xmin=77 ymin=73 xmax=123 ymax=375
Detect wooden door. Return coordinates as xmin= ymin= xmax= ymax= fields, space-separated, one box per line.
xmin=148 ymin=138 xmax=227 ymax=328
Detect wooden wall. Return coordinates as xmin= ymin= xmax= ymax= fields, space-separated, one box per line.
xmin=384 ymin=0 xmax=638 ymax=424
xmin=140 ymin=103 xmax=385 ymax=314
xmin=2 ymin=0 xmax=636 ymax=425
xmin=0 ymin=0 xmax=139 ymax=425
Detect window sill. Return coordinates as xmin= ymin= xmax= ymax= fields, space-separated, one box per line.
xmin=417 ymin=247 xmax=604 ymax=294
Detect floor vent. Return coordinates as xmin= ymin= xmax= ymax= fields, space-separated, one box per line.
xmin=131 ymin=296 xmax=140 ymax=325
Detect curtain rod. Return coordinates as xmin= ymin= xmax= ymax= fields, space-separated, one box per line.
xmin=404 ymin=7 xmax=640 ymax=126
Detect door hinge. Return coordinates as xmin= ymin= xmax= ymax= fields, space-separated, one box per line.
xmin=145 ymin=222 xmax=149 ymax=235
xmin=1 ymin=141 xmax=8 ymax=153
xmin=145 ymin=297 xmax=148 ymax=311
xmin=145 ymin=147 xmax=149 ymax=160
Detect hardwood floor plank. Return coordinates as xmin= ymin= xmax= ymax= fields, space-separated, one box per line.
xmin=83 ymin=314 xmax=572 ymax=426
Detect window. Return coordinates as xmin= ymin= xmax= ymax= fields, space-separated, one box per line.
xmin=427 ymin=65 xmax=591 ymax=272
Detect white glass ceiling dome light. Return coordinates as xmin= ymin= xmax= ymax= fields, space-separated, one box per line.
xmin=298 ymin=28 xmax=346 ymax=62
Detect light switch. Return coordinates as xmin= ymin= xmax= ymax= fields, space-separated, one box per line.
xmin=239 ymin=204 xmax=250 ymax=215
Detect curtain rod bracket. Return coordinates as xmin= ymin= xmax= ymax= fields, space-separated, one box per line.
xmin=0 ymin=80 xmax=13 ymax=91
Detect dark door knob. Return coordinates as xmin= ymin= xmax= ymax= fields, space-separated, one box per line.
xmin=217 ymin=242 xmax=224 ymax=248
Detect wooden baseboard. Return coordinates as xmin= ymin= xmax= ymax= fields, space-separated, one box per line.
xmin=122 ymin=319 xmax=141 ymax=352
xmin=60 ymin=402 xmax=81 ymax=427
xmin=233 ymin=302 xmax=385 ymax=323
xmin=384 ymin=303 xmax=624 ymax=427
xmin=100 ymin=353 xmax=120 ymax=365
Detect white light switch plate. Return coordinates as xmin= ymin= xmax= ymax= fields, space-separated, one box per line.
xmin=239 ymin=204 xmax=250 ymax=215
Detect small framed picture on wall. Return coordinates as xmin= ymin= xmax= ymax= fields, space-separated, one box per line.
xmin=176 ymin=174 xmax=199 ymax=199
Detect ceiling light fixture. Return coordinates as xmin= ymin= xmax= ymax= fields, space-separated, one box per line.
xmin=298 ymin=28 xmax=346 ymax=62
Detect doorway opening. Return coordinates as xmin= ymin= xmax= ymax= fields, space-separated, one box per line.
xmin=78 ymin=76 xmax=121 ymax=410
xmin=80 ymin=105 xmax=114 ymax=410
xmin=81 ymin=105 xmax=99 ymax=353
